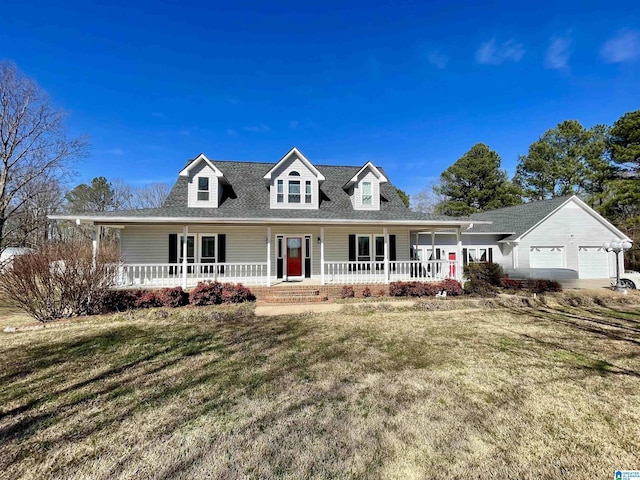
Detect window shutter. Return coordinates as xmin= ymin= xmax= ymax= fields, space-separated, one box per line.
xmin=463 ymin=248 xmax=468 ymax=266
xmin=488 ymin=248 xmax=493 ymax=263
xmin=169 ymin=234 xmax=177 ymax=263
xmin=348 ymin=234 xmax=356 ymax=272
xmin=348 ymin=235 xmax=356 ymax=262
xmin=218 ymin=234 xmax=226 ymax=274
xmin=389 ymin=234 xmax=396 ymax=271
xmin=389 ymin=235 xmax=396 ymax=261
xmin=218 ymin=234 xmax=226 ymax=263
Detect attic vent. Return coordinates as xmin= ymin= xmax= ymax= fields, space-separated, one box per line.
xmin=289 ymin=171 xmax=300 ymax=176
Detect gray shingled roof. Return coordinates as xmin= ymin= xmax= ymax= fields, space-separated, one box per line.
xmin=467 ymin=196 xmax=572 ymax=240
xmin=94 ymin=160 xmax=461 ymax=222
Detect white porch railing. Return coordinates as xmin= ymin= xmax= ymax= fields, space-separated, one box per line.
xmin=115 ymin=263 xmax=269 ymax=288
xmin=323 ymin=260 xmax=459 ymax=284
xmin=114 ymin=259 xmax=460 ymax=288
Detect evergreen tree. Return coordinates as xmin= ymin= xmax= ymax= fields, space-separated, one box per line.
xmin=514 ymin=120 xmax=590 ymax=201
xmin=434 ymin=143 xmax=522 ymax=216
xmin=65 ymin=177 xmax=116 ymax=213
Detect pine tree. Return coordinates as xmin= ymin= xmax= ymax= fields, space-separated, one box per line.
xmin=434 ymin=143 xmax=522 ymax=216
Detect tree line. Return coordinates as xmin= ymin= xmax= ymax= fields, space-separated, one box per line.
xmin=0 ymin=61 xmax=170 ymax=250
xmin=413 ymin=110 xmax=640 ymax=267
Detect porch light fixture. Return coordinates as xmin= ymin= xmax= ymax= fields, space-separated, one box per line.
xmin=603 ymin=239 xmax=632 ymax=292
xmin=317 ymin=236 xmax=321 ymax=244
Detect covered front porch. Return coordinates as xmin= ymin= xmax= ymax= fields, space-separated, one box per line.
xmin=107 ymin=223 xmax=466 ymax=288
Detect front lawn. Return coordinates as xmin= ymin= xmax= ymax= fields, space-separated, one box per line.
xmin=1 ymin=293 xmax=639 ymax=479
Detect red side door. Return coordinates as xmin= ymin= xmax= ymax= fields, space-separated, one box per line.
xmin=287 ymin=238 xmax=302 ymax=277
xmin=448 ymin=252 xmax=456 ymax=278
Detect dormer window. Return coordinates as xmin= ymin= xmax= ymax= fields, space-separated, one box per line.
xmin=305 ymin=181 xmax=312 ymax=204
xmin=362 ymin=182 xmax=372 ymax=205
xmin=197 ymin=177 xmax=210 ymax=201
xmin=277 ymin=180 xmax=284 ymax=203
xmin=289 ymin=171 xmax=300 ymax=176
xmin=289 ymin=180 xmax=301 ymax=203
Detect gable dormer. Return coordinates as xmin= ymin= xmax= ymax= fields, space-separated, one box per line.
xmin=263 ymin=147 xmax=325 ymax=210
xmin=344 ymin=162 xmax=388 ymax=211
xmin=179 ymin=153 xmax=225 ymax=208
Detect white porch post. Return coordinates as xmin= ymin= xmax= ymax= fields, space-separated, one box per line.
xmin=320 ymin=227 xmax=325 ymax=285
xmin=431 ymin=232 xmax=435 ymax=253
xmin=383 ymin=227 xmax=389 ymax=284
xmin=456 ymin=227 xmax=462 ymax=281
xmin=266 ymin=226 xmax=271 ymax=287
xmin=182 ymin=225 xmax=188 ymax=289
xmin=92 ymin=224 xmax=100 ymax=269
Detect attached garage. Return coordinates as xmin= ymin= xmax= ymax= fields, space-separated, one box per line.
xmin=578 ymin=246 xmax=610 ymax=279
xmin=530 ymin=246 xmax=564 ymax=269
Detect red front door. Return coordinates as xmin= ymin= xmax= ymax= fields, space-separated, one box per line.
xmin=448 ymin=252 xmax=456 ymax=278
xmin=287 ymin=238 xmax=302 ymax=277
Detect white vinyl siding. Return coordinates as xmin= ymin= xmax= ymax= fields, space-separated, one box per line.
xmin=269 ymin=156 xmax=319 ymax=209
xmin=187 ymin=161 xmax=219 ymax=208
xmin=351 ymin=170 xmax=380 ymax=210
xmin=518 ymin=200 xmax=622 ymax=278
xmin=120 ymin=225 xmax=267 ymax=264
xmin=578 ymin=246 xmax=610 ymax=279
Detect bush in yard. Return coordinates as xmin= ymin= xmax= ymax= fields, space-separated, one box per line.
xmin=390 ymin=281 xmax=461 ymax=297
xmin=190 ymin=281 xmax=255 ymax=306
xmin=389 ymin=282 xmax=409 ymax=297
xmin=91 ymin=289 xmax=138 ymax=313
xmin=134 ymin=290 xmax=163 ymax=309
xmin=340 ymin=285 xmax=355 ymax=298
xmin=439 ymin=278 xmax=463 ymax=296
xmin=0 ymin=242 xmax=119 ymax=322
xmin=501 ymin=276 xmax=522 ymax=291
xmin=159 ymin=287 xmax=189 ymax=308
xmin=362 ymin=286 xmax=372 ymax=297
xmin=190 ymin=281 xmax=224 ymax=305
xmin=524 ymin=279 xmax=563 ymax=293
xmin=220 ymin=283 xmax=255 ymax=303
xmin=464 ymin=262 xmax=504 ymax=296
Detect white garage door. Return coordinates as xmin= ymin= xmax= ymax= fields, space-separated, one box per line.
xmin=578 ymin=246 xmax=610 ymax=279
xmin=530 ymin=246 xmax=564 ymax=268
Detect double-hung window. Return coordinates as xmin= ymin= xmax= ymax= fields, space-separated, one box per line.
xmin=362 ymin=181 xmax=372 ymax=205
xmin=289 ymin=180 xmax=301 ymax=203
xmin=200 ymin=236 xmax=216 ymax=263
xmin=277 ymin=180 xmax=284 ymax=203
xmin=357 ymin=235 xmax=370 ymax=262
xmin=305 ymin=181 xmax=312 ymax=204
xmin=464 ymin=248 xmax=491 ymax=265
xmin=197 ymin=177 xmax=210 ymax=201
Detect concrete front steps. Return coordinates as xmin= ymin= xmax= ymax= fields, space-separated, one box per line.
xmin=252 ymin=284 xmax=390 ymax=304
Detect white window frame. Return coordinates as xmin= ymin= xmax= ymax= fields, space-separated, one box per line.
xmin=276 ymin=180 xmax=284 ymax=203
xmin=305 ymin=180 xmax=312 ymax=204
xmin=177 ymin=233 xmax=218 ymax=263
xmin=288 ymin=180 xmax=301 ymax=203
xmin=361 ymin=181 xmax=372 ymax=205
xmin=357 ymin=235 xmax=371 ymax=262
xmin=197 ymin=177 xmax=210 ymax=201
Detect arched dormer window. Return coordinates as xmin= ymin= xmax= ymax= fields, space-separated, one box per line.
xmin=289 ymin=171 xmax=300 ymax=176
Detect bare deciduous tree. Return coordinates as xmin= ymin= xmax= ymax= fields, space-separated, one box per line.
xmin=411 ymin=179 xmax=444 ymax=214
xmin=133 ymin=182 xmax=171 ymax=209
xmin=0 ymin=61 xmax=87 ymax=250
xmin=111 ymin=179 xmax=171 ymax=209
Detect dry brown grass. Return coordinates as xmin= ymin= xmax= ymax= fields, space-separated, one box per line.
xmin=1 ymin=294 xmax=639 ymax=479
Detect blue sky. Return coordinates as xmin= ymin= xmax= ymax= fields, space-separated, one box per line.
xmin=2 ymin=0 xmax=639 ymax=199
